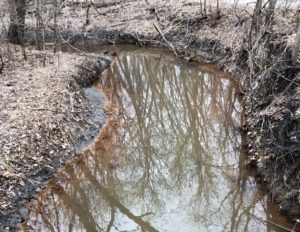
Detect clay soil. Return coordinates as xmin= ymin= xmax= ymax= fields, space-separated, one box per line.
xmin=0 ymin=0 xmax=300 ymax=230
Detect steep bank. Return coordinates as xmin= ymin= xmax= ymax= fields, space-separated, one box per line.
xmin=0 ymin=45 xmax=111 ymax=230
xmin=20 ymin=0 xmax=300 ymax=223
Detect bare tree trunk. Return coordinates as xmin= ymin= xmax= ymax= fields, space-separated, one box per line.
xmin=8 ymin=0 xmax=26 ymax=44
xmin=283 ymin=0 xmax=288 ymax=16
xmin=199 ymin=0 xmax=202 ymax=14
xmin=297 ymin=7 xmax=300 ymax=30
xmin=249 ymin=0 xmax=263 ymax=47
xmin=0 ymin=53 xmax=4 ymax=74
xmin=85 ymin=0 xmax=91 ymax=25
xmin=8 ymin=0 xmax=26 ymax=59
xmin=292 ymin=25 xmax=300 ymax=65
xmin=216 ymin=0 xmax=220 ymax=18
xmin=253 ymin=0 xmax=263 ymax=34
xmin=203 ymin=0 xmax=206 ymax=16
xmin=53 ymin=0 xmax=59 ymax=53
xmin=36 ymin=0 xmax=42 ymax=50
xmin=33 ymin=0 xmax=46 ymax=65
xmin=265 ymin=0 xmax=277 ymax=29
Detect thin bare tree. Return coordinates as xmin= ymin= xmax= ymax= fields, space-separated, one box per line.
xmin=249 ymin=0 xmax=263 ymax=47
xmin=85 ymin=0 xmax=91 ymax=25
xmin=8 ymin=0 xmax=26 ymax=44
xmin=216 ymin=0 xmax=220 ymax=18
xmin=0 ymin=53 xmax=4 ymax=74
xmin=266 ymin=0 xmax=277 ymax=29
xmin=8 ymin=0 xmax=27 ymax=59
xmin=292 ymin=25 xmax=300 ymax=65
xmin=53 ymin=0 xmax=59 ymax=53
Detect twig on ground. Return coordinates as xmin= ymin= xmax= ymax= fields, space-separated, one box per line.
xmin=29 ymin=107 xmax=65 ymax=113
xmin=28 ymin=107 xmax=92 ymax=114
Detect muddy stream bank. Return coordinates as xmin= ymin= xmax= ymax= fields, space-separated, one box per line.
xmin=20 ymin=46 xmax=296 ymax=232
xmin=0 ymin=49 xmax=112 ymax=231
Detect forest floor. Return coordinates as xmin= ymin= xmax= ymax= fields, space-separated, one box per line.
xmin=0 ymin=0 xmax=300 ymax=230
xmin=0 ymin=44 xmax=112 ymax=230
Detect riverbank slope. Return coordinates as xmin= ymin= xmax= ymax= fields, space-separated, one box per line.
xmin=0 ymin=45 xmax=111 ymax=229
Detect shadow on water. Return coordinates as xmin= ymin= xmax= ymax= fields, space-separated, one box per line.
xmin=21 ymin=46 xmax=295 ymax=232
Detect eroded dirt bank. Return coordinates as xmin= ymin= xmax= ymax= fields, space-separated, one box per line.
xmin=0 ymin=45 xmax=111 ymax=230
xmin=23 ymin=0 xmax=299 ymax=224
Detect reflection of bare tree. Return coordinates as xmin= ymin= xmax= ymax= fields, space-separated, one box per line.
xmin=82 ymin=161 xmax=159 ymax=232
xmin=21 ymin=48 xmax=284 ymax=231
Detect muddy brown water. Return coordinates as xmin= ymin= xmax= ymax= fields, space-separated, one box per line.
xmin=21 ymin=46 xmax=295 ymax=232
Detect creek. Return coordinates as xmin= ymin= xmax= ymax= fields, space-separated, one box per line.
xmin=21 ymin=46 xmax=294 ymax=232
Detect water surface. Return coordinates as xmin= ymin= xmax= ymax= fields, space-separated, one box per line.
xmin=21 ymin=47 xmax=294 ymax=232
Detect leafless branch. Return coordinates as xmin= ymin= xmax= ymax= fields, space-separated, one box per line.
xmin=153 ymin=22 xmax=177 ymax=56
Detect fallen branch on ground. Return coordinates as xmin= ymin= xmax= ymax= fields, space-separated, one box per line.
xmin=153 ymin=23 xmax=177 ymax=56
xmin=128 ymin=32 xmax=165 ymax=46
xmin=58 ymin=30 xmax=95 ymax=59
